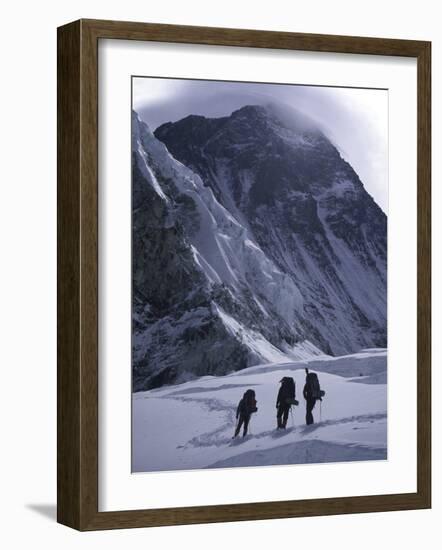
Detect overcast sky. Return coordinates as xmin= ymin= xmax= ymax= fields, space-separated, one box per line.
xmin=133 ymin=77 xmax=388 ymax=213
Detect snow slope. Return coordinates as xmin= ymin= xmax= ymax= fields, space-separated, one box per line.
xmin=132 ymin=349 xmax=387 ymax=472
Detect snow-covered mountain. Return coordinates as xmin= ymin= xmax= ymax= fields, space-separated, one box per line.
xmin=132 ymin=103 xmax=386 ymax=391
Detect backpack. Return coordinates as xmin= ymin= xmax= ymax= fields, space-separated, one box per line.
xmin=281 ymin=377 xmax=297 ymax=405
xmin=306 ymin=372 xmax=323 ymax=399
xmin=244 ymin=389 xmax=258 ymax=413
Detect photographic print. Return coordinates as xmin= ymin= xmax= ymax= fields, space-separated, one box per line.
xmin=131 ymin=77 xmax=388 ymax=473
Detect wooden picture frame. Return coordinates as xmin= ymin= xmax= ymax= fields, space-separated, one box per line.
xmin=57 ymin=18 xmax=431 ymax=530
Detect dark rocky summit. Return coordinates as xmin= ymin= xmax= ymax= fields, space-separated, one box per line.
xmin=132 ymin=103 xmax=387 ymax=390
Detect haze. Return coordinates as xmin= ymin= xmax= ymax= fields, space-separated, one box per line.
xmin=133 ymin=77 xmax=388 ymax=213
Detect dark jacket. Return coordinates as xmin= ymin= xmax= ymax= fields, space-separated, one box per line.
xmin=236 ymin=398 xmax=248 ymax=419
xmin=303 ymin=383 xmax=314 ymax=401
xmin=276 ymin=378 xmax=296 ymax=408
xmin=236 ymin=391 xmax=257 ymax=418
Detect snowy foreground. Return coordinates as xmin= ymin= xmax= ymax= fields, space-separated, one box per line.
xmin=132 ymin=349 xmax=387 ymax=472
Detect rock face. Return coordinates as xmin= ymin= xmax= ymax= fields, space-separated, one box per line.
xmin=132 ymin=103 xmax=387 ymax=391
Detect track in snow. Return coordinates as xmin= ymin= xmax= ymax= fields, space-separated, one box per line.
xmin=132 ymin=349 xmax=387 ymax=472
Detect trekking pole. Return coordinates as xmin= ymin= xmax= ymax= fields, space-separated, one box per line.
xmin=320 ymin=400 xmax=322 ymax=423
xmin=233 ymin=418 xmax=239 ymax=438
xmin=290 ymin=407 xmax=294 ymax=428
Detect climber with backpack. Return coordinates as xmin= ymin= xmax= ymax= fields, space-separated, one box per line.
xmin=233 ymin=389 xmax=258 ymax=438
xmin=276 ymin=377 xmax=298 ymax=429
xmin=303 ymin=368 xmax=325 ymax=425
